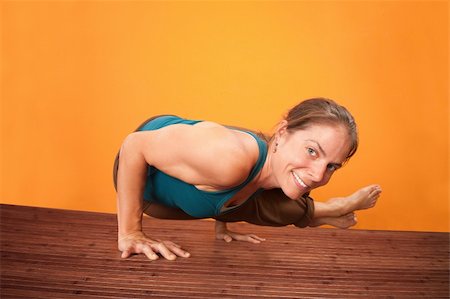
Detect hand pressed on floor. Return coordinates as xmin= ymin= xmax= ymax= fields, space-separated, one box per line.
xmin=215 ymin=220 xmax=266 ymax=244
xmin=118 ymin=231 xmax=190 ymax=261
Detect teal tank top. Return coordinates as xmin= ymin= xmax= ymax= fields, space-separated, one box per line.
xmin=138 ymin=115 xmax=268 ymax=218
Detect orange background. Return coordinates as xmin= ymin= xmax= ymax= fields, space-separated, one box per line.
xmin=1 ymin=1 xmax=448 ymax=232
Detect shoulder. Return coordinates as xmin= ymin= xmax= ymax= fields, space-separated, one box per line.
xmin=127 ymin=120 xmax=259 ymax=188
xmin=191 ymin=121 xmax=259 ymax=187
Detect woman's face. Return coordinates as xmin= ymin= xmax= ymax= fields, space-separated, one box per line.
xmin=272 ymin=122 xmax=351 ymax=199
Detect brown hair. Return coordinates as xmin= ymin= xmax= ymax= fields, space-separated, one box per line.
xmin=283 ymin=98 xmax=358 ymax=162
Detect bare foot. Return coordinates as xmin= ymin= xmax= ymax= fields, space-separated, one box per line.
xmin=310 ymin=213 xmax=357 ymax=229
xmin=347 ymin=184 xmax=382 ymax=211
xmin=326 ymin=184 xmax=382 ymax=215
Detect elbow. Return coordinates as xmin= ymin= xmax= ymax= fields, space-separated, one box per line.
xmin=116 ymin=133 xmax=148 ymax=190
xmin=120 ymin=133 xmax=140 ymax=155
xmin=119 ymin=133 xmax=147 ymax=167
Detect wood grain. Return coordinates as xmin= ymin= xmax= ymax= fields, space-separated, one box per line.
xmin=1 ymin=204 xmax=448 ymax=298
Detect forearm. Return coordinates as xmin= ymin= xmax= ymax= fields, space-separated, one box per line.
xmin=117 ymin=195 xmax=144 ymax=238
xmin=116 ymin=134 xmax=148 ymax=238
xmin=215 ymin=220 xmax=227 ymax=231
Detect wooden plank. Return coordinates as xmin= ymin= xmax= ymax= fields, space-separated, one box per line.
xmin=1 ymin=204 xmax=448 ymax=298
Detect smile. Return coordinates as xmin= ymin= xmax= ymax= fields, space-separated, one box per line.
xmin=292 ymin=171 xmax=308 ymax=188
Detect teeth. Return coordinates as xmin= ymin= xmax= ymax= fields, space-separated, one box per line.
xmin=292 ymin=171 xmax=307 ymax=188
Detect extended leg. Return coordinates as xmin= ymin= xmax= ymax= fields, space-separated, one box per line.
xmin=309 ymin=213 xmax=357 ymax=229
xmin=310 ymin=185 xmax=382 ymax=228
xmin=313 ymin=184 xmax=381 ymax=218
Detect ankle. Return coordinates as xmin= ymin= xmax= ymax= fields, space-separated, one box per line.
xmin=327 ymin=198 xmax=347 ymax=217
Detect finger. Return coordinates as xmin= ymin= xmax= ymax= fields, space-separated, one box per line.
xmin=164 ymin=241 xmax=182 ymax=249
xmin=142 ymin=246 xmax=159 ymax=261
xmin=153 ymin=243 xmax=176 ymax=261
xmin=231 ymin=233 xmax=261 ymax=244
xmin=249 ymin=234 xmax=266 ymax=242
xmin=223 ymin=234 xmax=232 ymax=243
xmin=121 ymin=249 xmax=131 ymax=259
xmin=166 ymin=244 xmax=191 ymax=258
xmin=246 ymin=237 xmax=261 ymax=244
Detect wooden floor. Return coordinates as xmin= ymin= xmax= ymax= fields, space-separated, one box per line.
xmin=1 ymin=204 xmax=448 ymax=298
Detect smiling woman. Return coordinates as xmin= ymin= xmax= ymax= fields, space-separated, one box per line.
xmin=114 ymin=98 xmax=382 ymax=261
xmin=270 ymin=121 xmax=352 ymax=199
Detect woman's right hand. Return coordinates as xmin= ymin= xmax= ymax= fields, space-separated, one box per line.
xmin=118 ymin=231 xmax=190 ymax=261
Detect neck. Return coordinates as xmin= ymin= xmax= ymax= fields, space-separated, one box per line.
xmin=254 ymin=149 xmax=277 ymax=190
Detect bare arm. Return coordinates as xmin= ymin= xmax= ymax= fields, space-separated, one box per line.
xmin=116 ymin=122 xmax=254 ymax=260
xmin=116 ymin=133 xmax=147 ymax=238
xmin=116 ymin=133 xmax=189 ymax=261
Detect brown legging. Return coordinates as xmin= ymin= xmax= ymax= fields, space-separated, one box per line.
xmin=113 ymin=116 xmax=315 ymax=228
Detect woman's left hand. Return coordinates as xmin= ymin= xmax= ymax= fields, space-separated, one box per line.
xmin=215 ymin=220 xmax=266 ymax=244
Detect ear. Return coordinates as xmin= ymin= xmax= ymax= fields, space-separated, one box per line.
xmin=275 ymin=120 xmax=288 ymax=138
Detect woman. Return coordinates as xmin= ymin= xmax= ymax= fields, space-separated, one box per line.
xmin=114 ymin=98 xmax=381 ymax=261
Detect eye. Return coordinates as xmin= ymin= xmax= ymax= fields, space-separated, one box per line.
xmin=327 ymin=164 xmax=339 ymax=172
xmin=307 ymin=147 xmax=317 ymax=157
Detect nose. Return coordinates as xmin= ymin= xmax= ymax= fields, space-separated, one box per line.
xmin=309 ymin=161 xmax=326 ymax=183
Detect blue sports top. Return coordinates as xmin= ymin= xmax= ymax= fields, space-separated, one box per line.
xmin=138 ymin=115 xmax=268 ymax=218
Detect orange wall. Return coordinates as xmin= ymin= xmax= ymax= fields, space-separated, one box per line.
xmin=1 ymin=1 xmax=448 ymax=232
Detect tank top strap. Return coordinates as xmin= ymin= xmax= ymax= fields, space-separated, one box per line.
xmin=238 ymin=131 xmax=268 ymax=185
